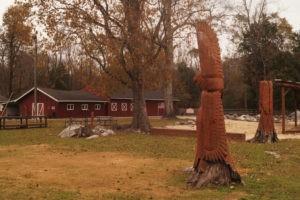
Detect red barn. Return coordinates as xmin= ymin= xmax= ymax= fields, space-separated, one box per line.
xmin=108 ymin=90 xmax=171 ymax=117
xmin=12 ymin=88 xmax=178 ymax=118
xmin=14 ymin=87 xmax=108 ymax=118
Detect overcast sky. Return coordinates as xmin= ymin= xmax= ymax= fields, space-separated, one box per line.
xmin=0 ymin=0 xmax=299 ymax=56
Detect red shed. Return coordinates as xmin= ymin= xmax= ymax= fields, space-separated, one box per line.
xmin=108 ymin=90 xmax=176 ymax=117
xmin=14 ymin=87 xmax=108 ymax=118
xmin=0 ymin=94 xmax=8 ymax=116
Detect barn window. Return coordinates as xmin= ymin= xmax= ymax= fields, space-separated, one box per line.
xmin=95 ymin=104 xmax=101 ymax=110
xmin=81 ymin=104 xmax=88 ymax=110
xmin=130 ymin=103 xmax=134 ymax=111
xmin=111 ymin=103 xmax=117 ymax=111
xmin=67 ymin=104 xmax=74 ymax=111
xmin=121 ymin=103 xmax=127 ymax=111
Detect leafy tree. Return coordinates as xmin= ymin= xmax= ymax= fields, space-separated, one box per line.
xmin=223 ymin=57 xmax=248 ymax=109
xmin=29 ymin=0 xmax=166 ymax=132
xmin=174 ymin=62 xmax=199 ymax=108
xmin=48 ymin=62 xmax=71 ymax=90
xmin=234 ymin=0 xmax=299 ymax=109
xmin=0 ymin=3 xmax=32 ymax=96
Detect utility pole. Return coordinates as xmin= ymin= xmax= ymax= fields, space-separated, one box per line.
xmin=33 ymin=31 xmax=38 ymax=117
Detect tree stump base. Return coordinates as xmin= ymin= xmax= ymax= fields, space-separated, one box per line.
xmin=248 ymin=130 xmax=279 ymax=143
xmin=187 ymin=162 xmax=241 ymax=188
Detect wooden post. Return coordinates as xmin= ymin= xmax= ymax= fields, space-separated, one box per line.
xmin=26 ymin=117 xmax=28 ymax=128
xmin=39 ymin=117 xmax=41 ymax=127
xmin=281 ymin=87 xmax=286 ymax=134
xmin=91 ymin=112 xmax=94 ymax=128
xmin=45 ymin=117 xmax=48 ymax=127
xmin=294 ymin=90 xmax=298 ymax=127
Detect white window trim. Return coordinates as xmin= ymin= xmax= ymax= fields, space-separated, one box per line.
xmin=130 ymin=103 xmax=134 ymax=111
xmin=81 ymin=104 xmax=88 ymax=111
xmin=67 ymin=104 xmax=74 ymax=111
xmin=121 ymin=103 xmax=128 ymax=111
xmin=111 ymin=103 xmax=118 ymax=112
xmin=95 ymin=104 xmax=101 ymax=110
xmin=158 ymin=102 xmax=165 ymax=109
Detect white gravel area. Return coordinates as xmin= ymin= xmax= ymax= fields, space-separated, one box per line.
xmin=171 ymin=116 xmax=300 ymax=140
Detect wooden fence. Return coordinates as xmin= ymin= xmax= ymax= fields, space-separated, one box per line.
xmin=0 ymin=116 xmax=47 ymax=130
xmin=65 ymin=116 xmax=117 ymax=129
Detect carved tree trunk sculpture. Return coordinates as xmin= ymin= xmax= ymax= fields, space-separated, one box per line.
xmin=249 ymin=81 xmax=278 ymax=143
xmin=187 ymin=22 xmax=241 ymax=188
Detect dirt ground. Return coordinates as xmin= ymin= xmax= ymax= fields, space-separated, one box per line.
xmin=173 ymin=116 xmax=300 ymax=140
xmin=0 ymin=144 xmax=192 ymax=199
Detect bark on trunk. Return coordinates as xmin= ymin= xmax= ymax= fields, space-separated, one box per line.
xmin=187 ymin=162 xmax=241 ymax=188
xmin=131 ymin=80 xmax=151 ymax=133
xmin=249 ymin=81 xmax=278 ymax=143
xmin=8 ymin=39 xmax=15 ymax=97
xmin=124 ymin=1 xmax=151 ymax=133
xmin=162 ymin=0 xmax=175 ymax=118
xmin=164 ymin=79 xmax=175 ymax=118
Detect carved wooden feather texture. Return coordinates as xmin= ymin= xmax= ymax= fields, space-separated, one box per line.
xmin=257 ymin=81 xmax=275 ymax=135
xmin=193 ymin=22 xmax=235 ymax=173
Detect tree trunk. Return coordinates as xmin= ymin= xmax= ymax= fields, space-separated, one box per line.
xmin=162 ymin=0 xmax=175 ymax=118
xmin=187 ymin=162 xmax=241 ymax=188
xmin=164 ymin=78 xmax=175 ymax=118
xmin=249 ymin=81 xmax=278 ymax=143
xmin=8 ymin=41 xmax=15 ymax=97
xmin=131 ymin=79 xmax=151 ymax=133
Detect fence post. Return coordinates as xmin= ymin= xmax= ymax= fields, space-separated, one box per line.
xmin=91 ymin=112 xmax=94 ymax=127
xmin=45 ymin=117 xmax=48 ymax=127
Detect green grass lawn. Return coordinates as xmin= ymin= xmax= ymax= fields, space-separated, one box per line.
xmin=0 ymin=119 xmax=299 ymax=200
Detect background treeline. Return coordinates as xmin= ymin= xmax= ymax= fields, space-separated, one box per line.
xmin=0 ymin=0 xmax=299 ymax=112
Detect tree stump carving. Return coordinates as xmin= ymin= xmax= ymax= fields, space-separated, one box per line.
xmin=249 ymin=81 xmax=278 ymax=143
xmin=187 ymin=22 xmax=241 ymax=188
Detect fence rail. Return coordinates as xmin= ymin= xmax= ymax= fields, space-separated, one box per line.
xmin=65 ymin=116 xmax=117 ymax=129
xmin=0 ymin=116 xmax=48 ymax=130
xmin=223 ymin=109 xmax=258 ymax=115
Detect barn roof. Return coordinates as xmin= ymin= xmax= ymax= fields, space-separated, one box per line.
xmin=14 ymin=87 xmax=108 ymax=103
xmin=111 ymin=90 xmax=179 ymax=101
xmin=0 ymin=95 xmax=7 ymax=103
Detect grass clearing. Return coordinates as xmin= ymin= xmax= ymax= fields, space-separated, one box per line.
xmin=0 ymin=119 xmax=299 ymax=199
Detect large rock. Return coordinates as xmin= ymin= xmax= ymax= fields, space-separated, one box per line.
xmin=59 ymin=124 xmax=83 ymax=138
xmin=59 ymin=125 xmax=115 ymax=138
xmin=59 ymin=125 xmax=94 ymax=138
xmin=92 ymin=125 xmax=115 ymax=136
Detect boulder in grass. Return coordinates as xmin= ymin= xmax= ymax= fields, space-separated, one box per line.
xmin=59 ymin=124 xmax=83 ymax=138
xmin=92 ymin=125 xmax=115 ymax=136
xmin=86 ymin=135 xmax=100 ymax=140
xmin=59 ymin=125 xmax=94 ymax=138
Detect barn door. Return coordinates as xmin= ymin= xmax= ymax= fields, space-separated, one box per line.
xmin=37 ymin=103 xmax=44 ymax=116
xmin=32 ymin=103 xmax=44 ymax=116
